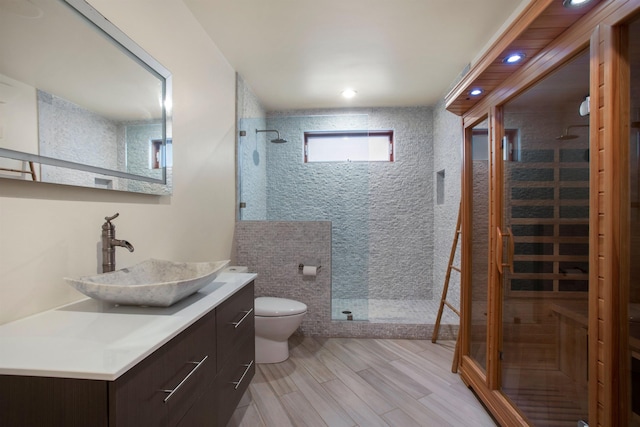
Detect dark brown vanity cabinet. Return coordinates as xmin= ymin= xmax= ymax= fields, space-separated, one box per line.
xmin=215 ymin=282 xmax=256 ymax=425
xmin=0 ymin=281 xmax=255 ymax=427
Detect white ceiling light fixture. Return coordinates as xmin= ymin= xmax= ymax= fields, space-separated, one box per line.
xmin=341 ymin=89 xmax=357 ymax=99
xmin=470 ymin=88 xmax=483 ymax=96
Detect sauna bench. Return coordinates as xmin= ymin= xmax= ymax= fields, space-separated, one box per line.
xmin=550 ymin=300 xmax=588 ymax=386
xmin=0 ymin=272 xmax=256 ymax=427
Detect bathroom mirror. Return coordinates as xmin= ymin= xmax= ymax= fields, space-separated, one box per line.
xmin=0 ymin=0 xmax=172 ymax=195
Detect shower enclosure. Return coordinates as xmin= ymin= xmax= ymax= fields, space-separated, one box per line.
xmin=237 ymin=107 xmax=441 ymax=324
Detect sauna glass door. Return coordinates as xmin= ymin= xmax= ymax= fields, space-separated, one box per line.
xmin=469 ymin=119 xmax=490 ymax=372
xmin=500 ymin=50 xmax=590 ymax=426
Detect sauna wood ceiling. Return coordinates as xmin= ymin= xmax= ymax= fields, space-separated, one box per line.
xmin=445 ymin=0 xmax=602 ymax=115
xmin=183 ymin=0 xmax=526 ymax=111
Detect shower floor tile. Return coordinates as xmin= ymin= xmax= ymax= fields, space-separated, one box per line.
xmin=332 ymin=298 xmax=459 ymax=324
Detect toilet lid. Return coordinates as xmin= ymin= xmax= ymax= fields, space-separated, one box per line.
xmin=255 ymin=297 xmax=307 ymax=316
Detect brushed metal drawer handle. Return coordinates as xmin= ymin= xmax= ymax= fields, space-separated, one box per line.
xmin=161 ymin=355 xmax=208 ymax=403
xmin=231 ymin=308 xmax=254 ymax=329
xmin=232 ymin=360 xmax=254 ymax=390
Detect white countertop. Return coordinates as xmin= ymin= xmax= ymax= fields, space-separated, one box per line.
xmin=0 ymin=272 xmax=256 ymax=381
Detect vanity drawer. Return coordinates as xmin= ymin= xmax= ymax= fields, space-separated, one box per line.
xmin=215 ymin=334 xmax=255 ymax=426
xmin=216 ymin=281 xmax=254 ymax=368
xmin=109 ymin=309 xmax=216 ymax=427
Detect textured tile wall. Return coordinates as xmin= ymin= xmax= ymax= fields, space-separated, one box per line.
xmin=432 ymin=99 xmax=463 ymax=313
xmin=265 ymin=108 xmax=434 ymax=301
xmin=123 ymin=121 xmax=168 ymax=194
xmin=234 ymin=221 xmax=332 ymax=336
xmin=37 ymin=89 xmax=122 ymax=188
xmin=124 ymin=122 xmax=163 ymax=178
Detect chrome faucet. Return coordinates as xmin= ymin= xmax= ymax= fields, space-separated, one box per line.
xmin=101 ymin=213 xmax=134 ymax=273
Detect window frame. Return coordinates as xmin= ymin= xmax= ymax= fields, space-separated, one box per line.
xmin=303 ymin=130 xmax=394 ymax=163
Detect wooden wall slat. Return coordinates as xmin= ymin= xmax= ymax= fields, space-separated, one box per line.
xmin=509 ymin=38 xmax=553 ymax=49
xmin=590 ymin=23 xmax=604 ymax=425
xmin=530 ymin=14 xmax=586 ymax=29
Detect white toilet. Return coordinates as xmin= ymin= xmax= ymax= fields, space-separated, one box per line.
xmin=255 ymin=297 xmax=307 ymax=364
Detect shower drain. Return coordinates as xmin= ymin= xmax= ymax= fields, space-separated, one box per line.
xmin=341 ymin=310 xmax=353 ymax=321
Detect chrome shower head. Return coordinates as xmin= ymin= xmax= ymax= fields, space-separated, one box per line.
xmin=556 ymin=124 xmax=589 ymax=141
xmin=556 ymin=133 xmax=579 ymax=141
xmin=256 ymin=129 xmax=287 ymax=143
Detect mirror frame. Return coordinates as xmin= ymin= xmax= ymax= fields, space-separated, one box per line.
xmin=0 ymin=0 xmax=172 ymax=193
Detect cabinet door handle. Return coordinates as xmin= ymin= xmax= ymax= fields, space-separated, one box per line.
xmin=161 ymin=355 xmax=208 ymax=403
xmin=231 ymin=308 xmax=254 ymax=329
xmin=232 ymin=360 xmax=254 ymax=390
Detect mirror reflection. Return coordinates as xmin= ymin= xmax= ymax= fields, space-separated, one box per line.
xmin=0 ymin=0 xmax=172 ymax=194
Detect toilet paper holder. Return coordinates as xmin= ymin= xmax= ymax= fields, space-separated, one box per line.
xmin=298 ymin=263 xmax=321 ymax=272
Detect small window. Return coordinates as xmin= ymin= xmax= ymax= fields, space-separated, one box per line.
xmin=304 ymin=130 xmax=394 ymax=163
xmin=150 ymin=139 xmax=173 ymax=169
xmin=150 ymin=140 xmax=162 ymax=169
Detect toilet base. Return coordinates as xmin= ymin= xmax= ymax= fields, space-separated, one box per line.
xmin=255 ymin=336 xmax=290 ymax=364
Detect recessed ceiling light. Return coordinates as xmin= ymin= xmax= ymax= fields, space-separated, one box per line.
xmin=341 ymin=89 xmax=357 ymax=99
xmin=470 ymin=88 xmax=483 ymax=96
xmin=503 ymin=53 xmax=525 ymax=64
xmin=562 ymin=0 xmax=592 ymax=8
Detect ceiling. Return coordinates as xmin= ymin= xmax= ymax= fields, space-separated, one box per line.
xmin=183 ymin=0 xmax=528 ymax=112
xmin=0 ymin=0 xmax=164 ymax=122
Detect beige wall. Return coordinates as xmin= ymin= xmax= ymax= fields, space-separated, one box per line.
xmin=0 ymin=0 xmax=237 ymax=324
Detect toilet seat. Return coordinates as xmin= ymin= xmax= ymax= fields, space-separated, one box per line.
xmin=255 ymin=297 xmax=307 ymax=317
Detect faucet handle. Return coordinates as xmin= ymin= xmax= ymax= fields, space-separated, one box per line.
xmin=104 ymin=213 xmax=120 ymax=222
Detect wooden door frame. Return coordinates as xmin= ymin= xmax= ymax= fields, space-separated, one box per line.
xmin=460 ymin=110 xmax=531 ymax=426
xmin=590 ymin=20 xmax=632 ymax=426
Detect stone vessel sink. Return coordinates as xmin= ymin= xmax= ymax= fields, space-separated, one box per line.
xmin=65 ymin=259 xmax=230 ymax=307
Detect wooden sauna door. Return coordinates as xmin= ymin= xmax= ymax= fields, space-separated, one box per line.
xmin=499 ymin=50 xmax=591 ymax=426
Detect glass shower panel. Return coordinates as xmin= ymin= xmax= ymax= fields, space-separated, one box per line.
xmin=264 ymin=114 xmax=372 ymax=322
xmin=469 ymin=119 xmax=490 ymax=372
xmin=501 ymin=50 xmax=590 ymax=426
xmin=238 ymin=117 xmax=268 ymax=220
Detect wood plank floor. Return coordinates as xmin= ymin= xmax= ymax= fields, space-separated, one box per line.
xmin=228 ymin=337 xmax=497 ymax=427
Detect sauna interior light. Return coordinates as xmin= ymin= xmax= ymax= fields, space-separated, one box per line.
xmin=503 ymin=53 xmax=525 ymax=64
xmin=341 ymin=89 xmax=357 ymax=99
xmin=562 ymin=0 xmax=592 ymax=8
xmin=470 ymin=88 xmax=483 ymax=96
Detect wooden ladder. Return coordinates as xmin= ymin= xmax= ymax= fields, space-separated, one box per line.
xmin=431 ymin=202 xmax=462 ymax=373
xmin=0 ymin=161 xmax=37 ymax=181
